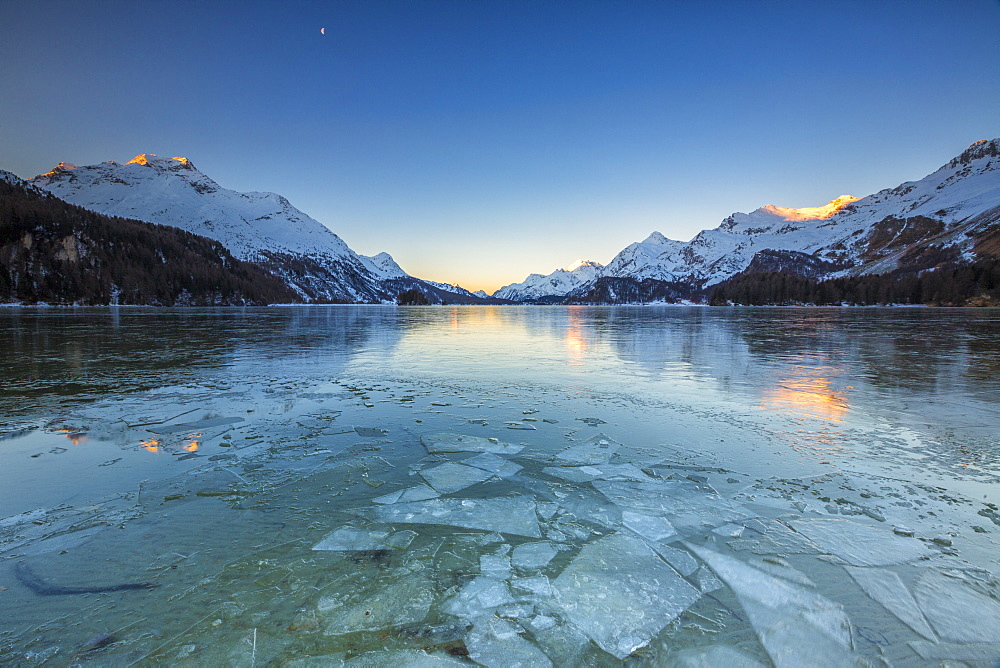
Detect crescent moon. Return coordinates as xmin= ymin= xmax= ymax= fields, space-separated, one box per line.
xmin=320 ymin=27 xmax=325 ymax=35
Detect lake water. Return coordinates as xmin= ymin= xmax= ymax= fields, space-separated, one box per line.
xmin=1 ymin=306 xmax=999 ymax=666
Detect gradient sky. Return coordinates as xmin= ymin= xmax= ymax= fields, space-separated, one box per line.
xmin=2 ymin=0 xmax=999 ymax=293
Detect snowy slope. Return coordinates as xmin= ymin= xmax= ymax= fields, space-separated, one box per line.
xmin=29 ymin=155 xmax=436 ymax=302
xmin=494 ymin=259 xmax=604 ymax=300
xmin=594 ymin=138 xmax=1000 ymax=291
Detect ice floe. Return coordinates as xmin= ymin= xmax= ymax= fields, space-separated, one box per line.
xmin=312 ymin=526 xmax=416 ymax=552
xmin=689 ymin=544 xmax=854 ymax=667
xmin=552 ymin=531 xmax=700 ymax=659
xmin=421 ymin=432 xmax=524 ymax=455
xmin=790 ymin=518 xmax=928 ymax=567
xmin=364 ymin=496 xmax=543 ymax=538
xmin=912 ymin=568 xmax=1000 ymax=643
xmin=419 ymin=462 xmax=493 ymax=494
xmin=845 ymin=566 xmax=935 ymax=640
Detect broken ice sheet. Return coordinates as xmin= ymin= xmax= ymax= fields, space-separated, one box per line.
xmin=480 ymin=553 xmax=512 ymax=579
xmin=688 ymin=544 xmax=854 ymax=668
xmin=318 ymin=566 xmax=434 ymax=635
xmin=511 ymin=542 xmax=558 ymax=571
xmin=354 ymin=426 xmax=388 ymax=437
xmin=845 ymin=566 xmax=935 ymax=640
xmin=913 ymin=568 xmax=1000 ymax=643
xmin=511 ymin=575 xmax=553 ymax=597
xmin=421 ymin=432 xmax=524 ymax=455
xmin=668 ymin=645 xmax=767 ymax=668
xmin=312 ymin=526 xmax=415 ymax=551
xmin=552 ymin=531 xmax=700 ymax=659
xmin=555 ymin=433 xmax=621 ymax=465
xmin=466 ymin=618 xmax=553 ymax=668
xmin=463 ymin=452 xmax=523 ymax=478
xmin=419 ymin=462 xmax=493 ymax=494
xmin=622 ymin=510 xmax=677 ymax=543
xmin=790 ymin=518 xmax=928 ymax=567
xmin=371 ymin=484 xmax=440 ymax=505
xmin=442 ymin=576 xmax=515 ymax=620
xmin=593 ymin=479 xmax=752 ymax=536
xmin=364 ymin=496 xmax=542 ymax=538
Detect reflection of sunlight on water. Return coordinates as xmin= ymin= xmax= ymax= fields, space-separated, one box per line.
xmin=58 ymin=429 xmax=89 ymax=445
xmin=759 ymin=365 xmax=852 ymax=460
xmin=140 ymin=439 xmax=160 ymax=453
xmin=564 ymin=307 xmax=590 ymax=366
xmin=761 ymin=375 xmax=848 ymax=422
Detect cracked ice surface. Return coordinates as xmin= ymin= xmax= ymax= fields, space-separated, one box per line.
xmin=312 ymin=526 xmax=416 ymax=551
xmin=363 ymin=496 xmax=543 ymax=538
xmin=689 ymin=544 xmax=854 ymax=668
xmin=913 ymin=569 xmax=1000 ymax=643
xmin=420 ymin=432 xmax=524 ymax=455
xmin=552 ymin=531 xmax=700 ymax=659
xmin=789 ymin=518 xmax=929 ymax=566
xmin=418 ymin=461 xmax=493 ymax=494
xmin=845 ymin=566 xmax=936 ymax=640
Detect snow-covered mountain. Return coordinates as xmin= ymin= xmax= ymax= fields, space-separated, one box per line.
xmin=493 ymin=259 xmax=604 ymax=301
xmin=504 ymin=139 xmax=1000 ymax=302
xmin=29 ymin=155 xmax=475 ymax=303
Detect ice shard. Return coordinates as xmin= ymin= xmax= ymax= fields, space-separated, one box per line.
xmin=552 ymin=531 xmax=700 ymax=659
xmin=555 ymin=433 xmax=621 ymax=465
xmin=364 ymin=496 xmax=542 ymax=538
xmin=688 ymin=544 xmax=854 ymax=668
xmin=463 ymin=452 xmax=523 ymax=478
xmin=845 ymin=566 xmax=935 ymax=640
xmin=419 ymin=462 xmax=493 ymax=494
xmin=913 ymin=568 xmax=1000 ymax=643
xmin=312 ymin=526 xmax=415 ymax=551
xmin=511 ymin=542 xmax=558 ymax=571
xmin=790 ymin=518 xmax=928 ymax=567
xmin=421 ymin=432 xmax=524 ymax=455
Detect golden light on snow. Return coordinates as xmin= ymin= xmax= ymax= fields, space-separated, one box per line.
xmin=58 ymin=429 xmax=89 ymax=445
xmin=761 ymin=195 xmax=860 ymax=221
xmin=183 ymin=440 xmax=199 ymax=452
xmin=126 ymin=154 xmax=190 ymax=167
xmin=140 ymin=439 xmax=160 ymax=453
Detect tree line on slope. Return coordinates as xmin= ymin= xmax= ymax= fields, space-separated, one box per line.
xmin=0 ymin=179 xmax=299 ymax=305
xmin=707 ymin=261 xmax=1000 ymax=306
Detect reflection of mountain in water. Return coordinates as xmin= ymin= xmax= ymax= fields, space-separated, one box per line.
xmin=0 ymin=307 xmax=407 ymax=418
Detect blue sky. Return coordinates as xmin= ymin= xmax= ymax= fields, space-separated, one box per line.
xmin=2 ymin=0 xmax=999 ymax=292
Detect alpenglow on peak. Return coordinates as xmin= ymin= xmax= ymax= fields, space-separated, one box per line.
xmin=125 ymin=154 xmax=193 ymax=168
xmin=564 ymin=259 xmax=603 ymax=272
xmin=759 ymin=195 xmax=860 ymax=221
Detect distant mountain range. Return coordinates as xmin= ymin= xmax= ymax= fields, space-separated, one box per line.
xmin=494 ymin=138 xmax=1000 ymax=304
xmin=2 ymin=140 xmax=998 ymax=305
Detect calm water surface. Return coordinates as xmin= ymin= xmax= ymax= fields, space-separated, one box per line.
xmin=1 ymin=306 xmax=999 ymax=665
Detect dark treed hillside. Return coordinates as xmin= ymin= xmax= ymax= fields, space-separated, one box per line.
xmin=707 ymin=261 xmax=1000 ymax=306
xmin=0 ymin=179 xmax=300 ymax=305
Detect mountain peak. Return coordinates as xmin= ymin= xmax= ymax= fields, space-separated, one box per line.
xmin=126 ymin=154 xmax=195 ymax=170
xmin=643 ymin=231 xmax=670 ymax=245
xmin=947 ymin=138 xmax=1000 ymax=168
xmin=564 ymin=259 xmax=603 ymax=272
xmin=40 ymin=162 xmax=79 ymax=178
xmin=759 ymin=195 xmax=860 ymax=221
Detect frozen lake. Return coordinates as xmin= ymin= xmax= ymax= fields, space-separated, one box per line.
xmin=1 ymin=305 xmax=999 ymax=665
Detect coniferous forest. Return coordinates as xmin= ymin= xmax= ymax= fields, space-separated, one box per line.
xmin=0 ymin=179 xmax=299 ymax=305
xmin=707 ymin=261 xmax=1000 ymax=306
